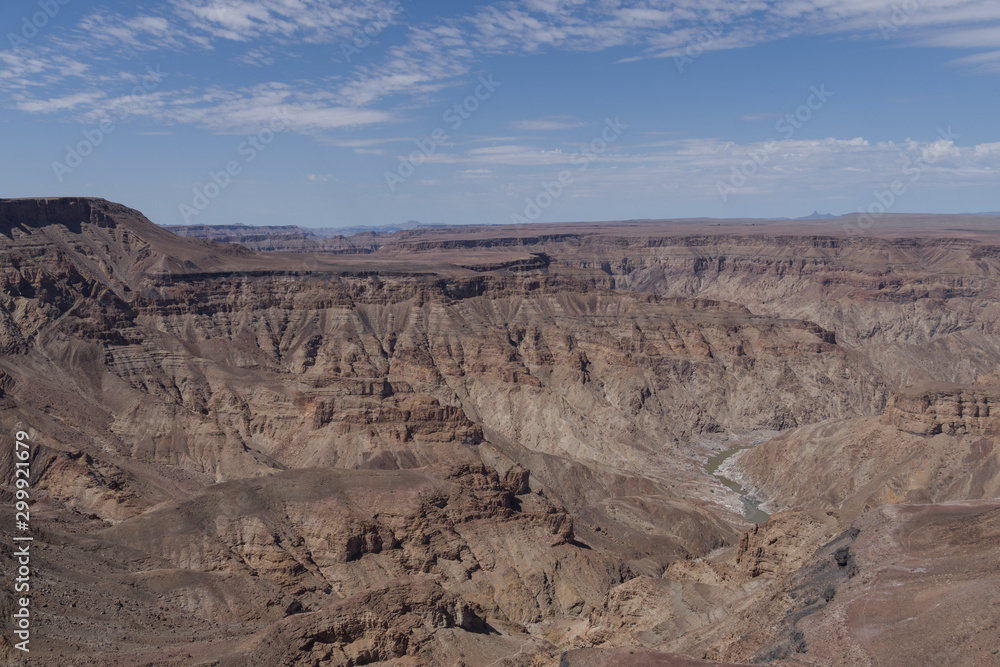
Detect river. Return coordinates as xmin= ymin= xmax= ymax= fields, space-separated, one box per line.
xmin=704 ymin=446 xmax=770 ymax=524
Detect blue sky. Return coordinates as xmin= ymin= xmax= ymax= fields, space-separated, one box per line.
xmin=1 ymin=0 xmax=998 ymax=228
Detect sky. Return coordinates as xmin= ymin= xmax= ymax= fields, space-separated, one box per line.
xmin=0 ymin=0 xmax=998 ymax=229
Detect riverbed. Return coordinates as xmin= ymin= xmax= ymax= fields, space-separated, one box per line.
xmin=704 ymin=446 xmax=770 ymax=524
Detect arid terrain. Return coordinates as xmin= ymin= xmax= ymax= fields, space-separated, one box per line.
xmin=2 ymin=197 xmax=1000 ymax=665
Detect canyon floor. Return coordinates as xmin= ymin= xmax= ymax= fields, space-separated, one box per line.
xmin=2 ymin=198 xmax=1000 ymax=666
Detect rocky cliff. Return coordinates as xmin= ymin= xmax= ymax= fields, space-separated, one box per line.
xmin=883 ymin=382 xmax=999 ymax=436
xmin=192 ymin=219 xmax=1000 ymax=388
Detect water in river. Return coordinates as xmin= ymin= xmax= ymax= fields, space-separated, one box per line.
xmin=704 ymin=446 xmax=770 ymax=524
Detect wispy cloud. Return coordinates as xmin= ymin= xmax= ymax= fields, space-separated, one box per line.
xmin=511 ymin=116 xmax=587 ymax=131
xmin=1 ymin=0 xmax=998 ymax=145
xmin=170 ymin=0 xmax=401 ymax=44
xmin=391 ymin=135 xmax=999 ymax=201
xmin=0 ymin=51 xmax=90 ymax=88
xmin=330 ymin=136 xmax=412 ymax=147
xmin=14 ymin=91 xmax=105 ymax=113
xmin=73 ymin=13 xmax=191 ymax=50
xmin=6 ymin=73 xmax=393 ymax=133
xmin=321 ymin=0 xmax=1000 ymax=116
xmin=742 ymin=112 xmax=782 ymax=122
xmin=234 ymin=47 xmax=276 ymax=66
xmin=115 ymin=83 xmax=394 ymax=132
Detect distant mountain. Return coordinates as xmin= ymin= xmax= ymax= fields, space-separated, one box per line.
xmin=162 ymin=220 xmax=462 ymax=252
xmin=165 ymin=220 xmax=451 ymax=240
xmin=323 ymin=220 xmax=451 ymax=236
xmin=796 ymin=211 xmax=838 ymax=220
xmin=166 ymin=223 xmax=317 ymax=238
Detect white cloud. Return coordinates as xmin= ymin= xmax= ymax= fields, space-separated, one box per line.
xmin=0 ymin=51 xmax=91 ymax=88
xmin=951 ymin=49 xmax=1000 ymax=65
xmin=3 ymin=70 xmax=392 ymax=133
xmin=920 ymin=25 xmax=1000 ymax=49
xmin=458 ymin=168 xmax=494 ymax=179
xmin=466 ymin=133 xmax=1000 ymax=215
xmin=511 ymin=116 xmax=586 ymax=131
xmin=234 ymin=47 xmax=275 ymax=66
xmin=14 ymin=91 xmax=105 ymax=113
xmin=170 ymin=0 xmax=402 ymax=44
xmin=330 ymin=136 xmax=411 ymax=147
xmin=1 ymin=0 xmax=998 ymax=147
xmin=974 ymin=142 xmax=1000 ymax=156
xmin=391 ymin=135 xmax=1000 ymax=205
xmin=323 ymin=0 xmax=1000 ymax=113
xmin=129 ymin=84 xmax=394 ymax=132
xmin=56 ymin=0 xmax=997 ymax=71
xmin=75 ymin=13 xmax=189 ymax=50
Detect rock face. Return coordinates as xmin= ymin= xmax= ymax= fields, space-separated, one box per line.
xmin=227 ymin=577 xmax=496 ymax=666
xmin=97 ymin=465 xmax=604 ymax=628
xmin=3 ymin=198 xmax=1000 ymax=665
xmin=185 ymin=218 xmax=1000 ymax=388
xmin=883 ymin=382 xmax=999 ymax=436
xmin=734 ymin=511 xmax=838 ymax=578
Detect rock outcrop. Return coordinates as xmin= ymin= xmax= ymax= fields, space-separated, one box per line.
xmin=735 ymin=511 xmax=840 ymax=578
xmin=181 ymin=218 xmax=1000 ymax=388
xmin=883 ymin=382 xmax=999 ymax=436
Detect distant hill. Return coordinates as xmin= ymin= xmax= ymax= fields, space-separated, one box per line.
xmin=165 ymin=220 xmax=450 ymax=240
xmin=328 ymin=220 xmax=451 ymax=236
xmin=163 ymin=220 xmax=459 ymax=252
xmin=796 ymin=211 xmax=838 ymax=220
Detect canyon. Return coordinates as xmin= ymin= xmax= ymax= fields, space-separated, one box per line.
xmin=2 ymin=197 xmax=999 ymax=665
